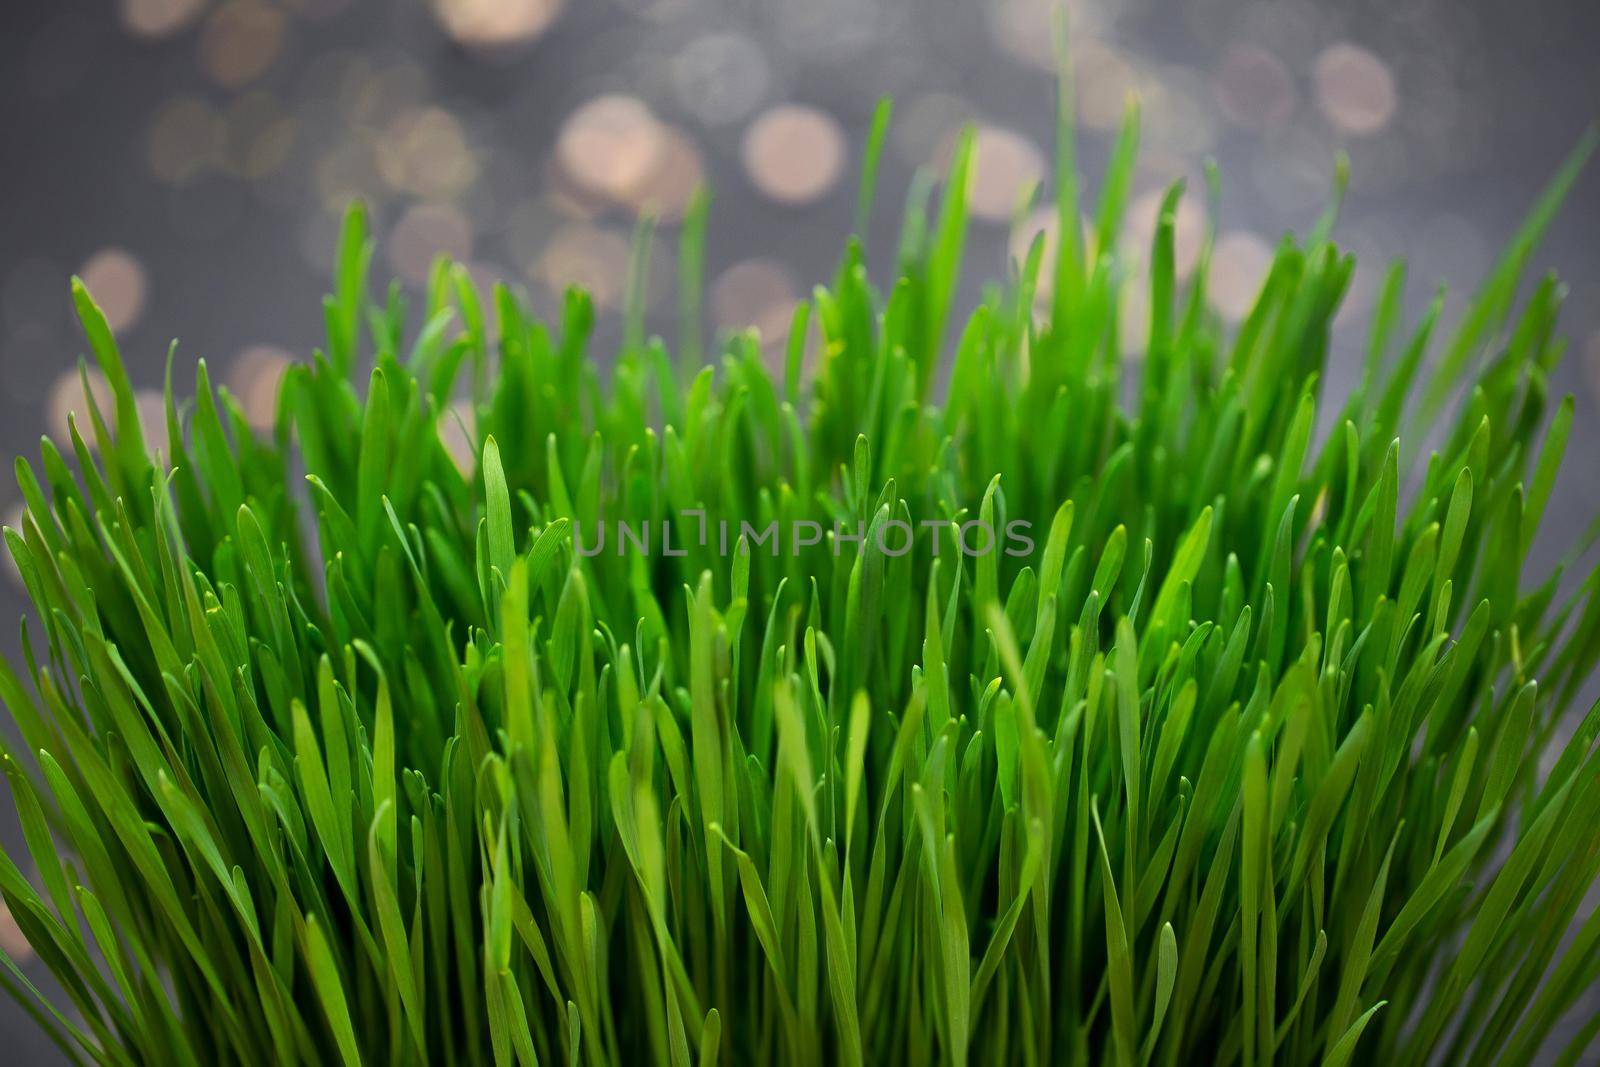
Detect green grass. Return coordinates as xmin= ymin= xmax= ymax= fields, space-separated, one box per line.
xmin=4 ymin=82 xmax=1600 ymax=1066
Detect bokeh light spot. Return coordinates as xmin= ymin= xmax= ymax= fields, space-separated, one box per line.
xmin=228 ymin=344 xmax=294 ymax=430
xmin=536 ymin=226 xmax=630 ymax=309
xmin=377 ymin=107 xmax=479 ymax=199
xmin=120 ymin=0 xmax=209 ymax=40
xmin=624 ymin=127 xmax=705 ymax=223
xmin=439 ymin=400 xmax=478 ymax=475
xmin=742 ymin=105 xmax=846 ymax=206
xmin=711 ymin=259 xmax=798 ymax=345
xmin=48 ymin=367 xmax=115 ymax=445
xmin=1210 ymin=231 xmax=1274 ymax=321
xmin=1314 ymin=43 xmax=1398 ymax=136
xmin=198 ymin=2 xmax=287 ymax=89
xmin=969 ymin=126 xmax=1046 ymax=224
xmin=134 ymin=388 xmax=166 ymax=443
xmin=1077 ymin=42 xmax=1141 ymax=131
xmin=1 ymin=502 xmax=26 ymax=592
xmin=432 ymin=0 xmax=563 ymax=49
xmin=388 ymin=203 xmax=475 ymax=286
xmin=0 ymin=904 xmax=33 ymax=962
xmin=77 ymin=248 xmax=149 ymax=333
xmin=557 ymin=95 xmax=666 ymax=204
xmin=1125 ymin=189 xmax=1206 ymax=280
xmin=1215 ymin=44 xmax=1296 ymax=131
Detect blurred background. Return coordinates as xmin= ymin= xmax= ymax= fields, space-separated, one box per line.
xmin=1 ymin=0 xmax=1597 ymax=1060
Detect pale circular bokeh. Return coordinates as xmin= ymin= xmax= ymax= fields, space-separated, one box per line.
xmin=431 ymin=0 xmax=563 ymax=49
xmin=968 ymin=126 xmax=1046 ymax=224
xmin=388 ymin=202 xmax=475 ymax=286
xmin=48 ymin=367 xmax=115 ymax=445
xmin=198 ymin=2 xmax=288 ymax=89
xmin=376 ymin=106 xmax=479 ymax=200
xmin=742 ymin=105 xmax=846 ymax=206
xmin=228 ymin=344 xmax=295 ymax=430
xmin=623 ymin=126 xmax=705 ymax=222
xmin=438 ymin=400 xmax=478 ymax=476
xmin=535 ymin=225 xmax=631 ymax=309
xmin=1210 ymin=231 xmax=1274 ymax=321
xmin=985 ymin=0 xmax=1101 ymax=72
xmin=1010 ymin=206 xmax=1060 ymax=289
xmin=77 ymin=248 xmax=149 ymax=334
xmin=984 ymin=0 xmax=1053 ymax=71
xmin=556 ymin=94 xmax=667 ymax=204
xmin=1009 ymin=206 xmax=1097 ymax=308
xmin=711 ymin=258 xmax=798 ymax=345
xmin=119 ymin=0 xmax=209 ymax=39
xmin=1125 ymin=188 xmax=1206 ymax=280
xmin=1215 ymin=44 xmax=1296 ymax=131
xmin=544 ymin=155 xmax=611 ymax=222
xmin=134 ymin=388 xmax=167 ymax=445
xmin=1314 ymin=43 xmax=1398 ymax=136
xmin=1 ymin=501 xmax=26 ymax=592
xmin=0 ymin=903 xmax=32 ymax=963
xmin=1077 ymin=42 xmax=1141 ymax=132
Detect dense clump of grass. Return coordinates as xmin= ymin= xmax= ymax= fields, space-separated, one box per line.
xmin=5 ymin=84 xmax=1600 ymax=1065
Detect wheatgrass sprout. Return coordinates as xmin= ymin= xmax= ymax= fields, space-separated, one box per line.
xmin=3 ymin=86 xmax=1600 ymax=1067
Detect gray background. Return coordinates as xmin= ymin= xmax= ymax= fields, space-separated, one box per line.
xmin=1 ymin=0 xmax=1598 ymax=1061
